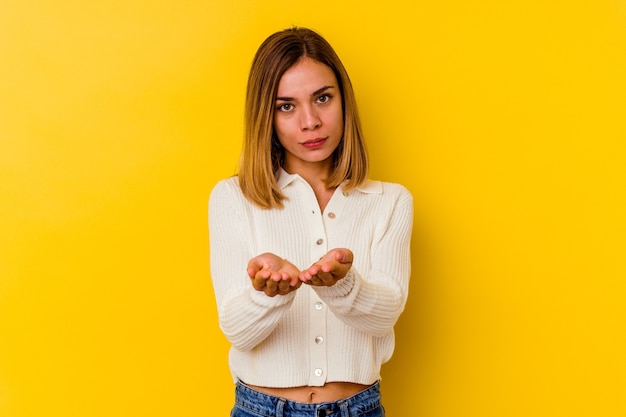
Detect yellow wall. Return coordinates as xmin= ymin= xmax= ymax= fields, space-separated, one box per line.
xmin=1 ymin=1 xmax=625 ymax=416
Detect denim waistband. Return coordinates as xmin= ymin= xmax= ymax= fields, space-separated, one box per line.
xmin=234 ymin=380 xmax=382 ymax=417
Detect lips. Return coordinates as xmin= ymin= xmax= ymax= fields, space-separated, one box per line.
xmin=301 ymin=137 xmax=327 ymax=149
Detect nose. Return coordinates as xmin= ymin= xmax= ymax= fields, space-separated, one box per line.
xmin=300 ymin=105 xmax=321 ymax=131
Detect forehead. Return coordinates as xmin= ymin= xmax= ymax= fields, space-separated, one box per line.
xmin=276 ymin=58 xmax=338 ymax=95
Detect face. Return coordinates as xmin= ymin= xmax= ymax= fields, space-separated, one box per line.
xmin=273 ymin=58 xmax=344 ymax=175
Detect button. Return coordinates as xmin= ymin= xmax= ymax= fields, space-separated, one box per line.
xmin=314 ymin=302 xmax=323 ymax=310
xmin=327 ymin=212 xmax=336 ymax=219
xmin=316 ymin=238 xmax=324 ymax=245
xmin=314 ymin=368 xmax=323 ymax=377
xmin=315 ymin=336 xmax=324 ymax=344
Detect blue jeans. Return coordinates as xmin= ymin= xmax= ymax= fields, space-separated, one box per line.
xmin=231 ymin=381 xmax=385 ymax=417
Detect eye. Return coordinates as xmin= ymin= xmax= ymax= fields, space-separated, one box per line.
xmin=277 ymin=103 xmax=294 ymax=112
xmin=316 ymin=93 xmax=332 ymax=104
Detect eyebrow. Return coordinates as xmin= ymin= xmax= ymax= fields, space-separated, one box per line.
xmin=275 ymin=85 xmax=335 ymax=102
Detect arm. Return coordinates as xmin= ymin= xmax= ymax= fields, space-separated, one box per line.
xmin=304 ymin=187 xmax=414 ymax=337
xmin=208 ymin=180 xmax=297 ymax=351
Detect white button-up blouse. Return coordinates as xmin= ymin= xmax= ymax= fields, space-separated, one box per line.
xmin=209 ymin=169 xmax=413 ymax=387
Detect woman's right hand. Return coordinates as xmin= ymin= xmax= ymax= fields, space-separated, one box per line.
xmin=247 ymin=253 xmax=302 ymax=297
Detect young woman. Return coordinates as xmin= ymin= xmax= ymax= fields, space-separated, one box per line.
xmin=209 ymin=27 xmax=413 ymax=417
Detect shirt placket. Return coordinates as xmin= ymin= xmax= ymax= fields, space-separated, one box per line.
xmin=306 ymin=187 xmax=329 ymax=386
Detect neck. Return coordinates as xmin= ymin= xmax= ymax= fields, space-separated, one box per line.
xmin=282 ymin=161 xmax=335 ymax=211
xmin=283 ymin=160 xmax=331 ymax=189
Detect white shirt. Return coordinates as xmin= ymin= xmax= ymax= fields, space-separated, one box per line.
xmin=208 ymin=169 xmax=413 ymax=387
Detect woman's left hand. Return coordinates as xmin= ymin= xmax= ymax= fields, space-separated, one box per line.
xmin=299 ymin=248 xmax=353 ymax=286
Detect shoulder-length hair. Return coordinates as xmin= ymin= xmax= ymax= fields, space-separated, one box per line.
xmin=238 ymin=27 xmax=369 ymax=209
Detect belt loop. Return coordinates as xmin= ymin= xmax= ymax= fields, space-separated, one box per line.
xmin=339 ymin=400 xmax=349 ymax=417
xmin=276 ymin=398 xmax=286 ymax=417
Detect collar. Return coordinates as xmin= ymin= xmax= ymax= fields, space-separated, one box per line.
xmin=276 ymin=168 xmax=382 ymax=194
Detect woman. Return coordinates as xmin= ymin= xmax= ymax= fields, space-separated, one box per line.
xmin=209 ymin=27 xmax=413 ymax=417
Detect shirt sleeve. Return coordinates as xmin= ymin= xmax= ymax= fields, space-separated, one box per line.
xmin=208 ymin=179 xmax=296 ymax=351
xmin=312 ymin=185 xmax=413 ymax=337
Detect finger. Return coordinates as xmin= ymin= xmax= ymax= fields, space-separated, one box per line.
xmin=301 ymin=269 xmax=320 ymax=283
xmin=313 ymin=276 xmax=327 ymax=286
xmin=317 ymin=272 xmax=334 ymax=285
xmin=255 ymin=270 xmax=271 ymax=280
xmin=267 ymin=272 xmax=283 ymax=282
xmin=299 ymin=270 xmax=313 ymax=282
xmin=264 ymin=288 xmax=278 ymax=297
xmin=335 ymin=249 xmax=353 ymax=264
xmin=247 ymin=260 xmax=262 ymax=278
xmin=301 ymin=275 xmax=314 ymax=285
xmin=265 ymin=279 xmax=278 ymax=293
xmin=290 ymin=274 xmax=301 ymax=286
xmin=251 ymin=275 xmax=266 ymax=291
xmin=277 ymin=279 xmax=290 ymax=294
xmin=305 ymin=264 xmax=322 ymax=277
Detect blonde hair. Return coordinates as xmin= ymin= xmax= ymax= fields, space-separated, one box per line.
xmin=238 ymin=27 xmax=369 ymax=209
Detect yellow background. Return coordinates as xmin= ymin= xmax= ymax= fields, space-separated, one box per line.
xmin=1 ymin=1 xmax=625 ymax=416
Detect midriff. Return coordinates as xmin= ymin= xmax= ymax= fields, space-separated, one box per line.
xmin=246 ymin=381 xmax=370 ymax=403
